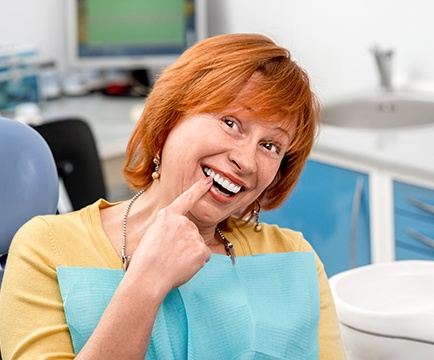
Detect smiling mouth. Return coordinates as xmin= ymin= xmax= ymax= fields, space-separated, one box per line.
xmin=202 ymin=166 xmax=243 ymax=197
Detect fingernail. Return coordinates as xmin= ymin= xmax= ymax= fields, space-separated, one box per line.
xmin=202 ymin=176 xmax=213 ymax=185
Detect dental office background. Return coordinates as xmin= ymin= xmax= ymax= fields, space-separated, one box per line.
xmin=1 ymin=0 xmax=434 ymax=108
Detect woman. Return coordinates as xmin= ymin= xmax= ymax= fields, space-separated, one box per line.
xmin=0 ymin=33 xmax=346 ymax=359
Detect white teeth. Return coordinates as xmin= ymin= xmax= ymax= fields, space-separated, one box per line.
xmin=203 ymin=166 xmax=242 ymax=194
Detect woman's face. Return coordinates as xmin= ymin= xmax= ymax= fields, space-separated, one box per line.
xmin=159 ymin=104 xmax=293 ymax=228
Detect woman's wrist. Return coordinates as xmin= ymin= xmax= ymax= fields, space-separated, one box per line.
xmin=123 ymin=266 xmax=172 ymax=303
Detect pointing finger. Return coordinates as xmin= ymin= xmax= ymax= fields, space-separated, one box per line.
xmin=167 ymin=177 xmax=212 ymax=215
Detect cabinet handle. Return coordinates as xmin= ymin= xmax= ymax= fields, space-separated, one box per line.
xmin=406 ymin=227 xmax=434 ymax=249
xmin=406 ymin=196 xmax=434 ymax=215
xmin=350 ymin=177 xmax=364 ymax=269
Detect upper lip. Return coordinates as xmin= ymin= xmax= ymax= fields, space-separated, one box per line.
xmin=202 ymin=165 xmax=248 ymax=190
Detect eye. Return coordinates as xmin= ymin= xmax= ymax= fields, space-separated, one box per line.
xmin=222 ymin=117 xmax=240 ymax=131
xmin=262 ymin=142 xmax=282 ymax=154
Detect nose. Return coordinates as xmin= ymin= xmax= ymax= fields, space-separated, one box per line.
xmin=228 ymin=141 xmax=257 ymax=174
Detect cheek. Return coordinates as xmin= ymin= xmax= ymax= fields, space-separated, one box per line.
xmin=259 ymin=159 xmax=280 ymax=184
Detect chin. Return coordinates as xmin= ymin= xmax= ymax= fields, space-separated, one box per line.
xmin=188 ymin=204 xmax=228 ymax=227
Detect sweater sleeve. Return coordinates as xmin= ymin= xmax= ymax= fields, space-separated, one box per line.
xmin=297 ymin=236 xmax=347 ymax=360
xmin=0 ymin=216 xmax=75 ymax=360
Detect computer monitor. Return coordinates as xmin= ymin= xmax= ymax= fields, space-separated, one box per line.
xmin=65 ymin=0 xmax=208 ymax=71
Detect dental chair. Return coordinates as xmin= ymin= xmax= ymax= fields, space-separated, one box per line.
xmin=32 ymin=118 xmax=107 ymax=212
xmin=0 ymin=117 xmax=59 ymax=286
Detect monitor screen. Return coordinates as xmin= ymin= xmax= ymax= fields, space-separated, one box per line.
xmin=66 ymin=0 xmax=208 ymax=70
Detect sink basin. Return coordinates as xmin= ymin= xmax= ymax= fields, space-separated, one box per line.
xmin=329 ymin=260 xmax=434 ymax=340
xmin=321 ymin=92 xmax=434 ymax=129
xmin=329 ymin=260 xmax=434 ymax=359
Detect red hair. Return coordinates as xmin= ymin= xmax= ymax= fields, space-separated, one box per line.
xmin=124 ymin=33 xmax=319 ymax=220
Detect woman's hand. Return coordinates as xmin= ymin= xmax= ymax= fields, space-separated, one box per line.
xmin=126 ymin=177 xmax=213 ymax=294
xmin=77 ymin=179 xmax=213 ymax=359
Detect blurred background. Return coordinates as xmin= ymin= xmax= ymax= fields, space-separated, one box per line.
xmin=1 ymin=0 xmax=434 ymax=101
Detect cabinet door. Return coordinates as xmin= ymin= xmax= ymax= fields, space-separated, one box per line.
xmin=394 ymin=180 xmax=434 ymax=260
xmin=261 ymin=160 xmax=371 ymax=277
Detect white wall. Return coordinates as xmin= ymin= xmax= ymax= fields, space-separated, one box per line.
xmin=2 ymin=0 xmax=434 ymax=102
xmin=208 ymin=0 xmax=434 ymax=101
xmin=0 ymin=0 xmax=67 ymax=72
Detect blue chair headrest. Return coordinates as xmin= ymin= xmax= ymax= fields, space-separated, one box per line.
xmin=0 ymin=118 xmax=59 ymax=256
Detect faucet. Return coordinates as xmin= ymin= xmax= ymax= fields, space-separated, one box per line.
xmin=371 ymin=47 xmax=394 ymax=92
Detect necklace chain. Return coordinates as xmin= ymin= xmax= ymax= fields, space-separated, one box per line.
xmin=122 ymin=189 xmax=144 ymax=272
xmin=121 ymin=190 xmax=236 ymax=271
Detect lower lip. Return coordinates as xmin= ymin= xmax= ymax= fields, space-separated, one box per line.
xmin=207 ymin=183 xmax=239 ymax=204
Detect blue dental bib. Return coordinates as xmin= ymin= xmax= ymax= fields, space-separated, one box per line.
xmin=57 ymin=252 xmax=320 ymax=359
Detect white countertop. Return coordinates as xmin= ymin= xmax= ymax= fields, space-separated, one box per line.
xmin=314 ymin=123 xmax=434 ymax=180
xmin=33 ymin=93 xmax=434 ymax=181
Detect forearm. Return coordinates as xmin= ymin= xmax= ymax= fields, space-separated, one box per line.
xmin=76 ymin=271 xmax=167 ymax=360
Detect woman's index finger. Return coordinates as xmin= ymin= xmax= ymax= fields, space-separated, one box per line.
xmin=167 ymin=177 xmax=213 ymax=215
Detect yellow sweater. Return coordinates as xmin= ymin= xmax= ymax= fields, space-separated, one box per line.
xmin=0 ymin=200 xmax=346 ymax=359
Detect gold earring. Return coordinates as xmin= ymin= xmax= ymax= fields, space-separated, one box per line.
xmin=253 ymin=201 xmax=262 ymax=232
xmin=151 ymin=153 xmax=160 ymax=180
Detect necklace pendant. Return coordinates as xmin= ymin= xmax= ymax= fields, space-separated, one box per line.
xmin=216 ymin=227 xmax=237 ymax=266
xmin=121 ymin=251 xmax=131 ymax=272
xmin=226 ymin=242 xmax=236 ymax=266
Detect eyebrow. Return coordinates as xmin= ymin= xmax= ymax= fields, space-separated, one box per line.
xmin=277 ymin=130 xmax=293 ymax=149
xmin=237 ymin=103 xmax=294 ymax=141
xmin=270 ymin=125 xmax=292 ymax=141
xmin=276 ymin=126 xmax=290 ymax=136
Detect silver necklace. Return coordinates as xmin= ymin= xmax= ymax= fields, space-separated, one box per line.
xmin=216 ymin=227 xmax=236 ymax=266
xmin=121 ymin=190 xmax=236 ymax=271
xmin=122 ymin=189 xmax=144 ymax=272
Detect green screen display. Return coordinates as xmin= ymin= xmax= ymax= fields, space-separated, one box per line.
xmin=86 ymin=0 xmax=185 ymax=46
xmin=75 ymin=0 xmax=198 ymax=59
